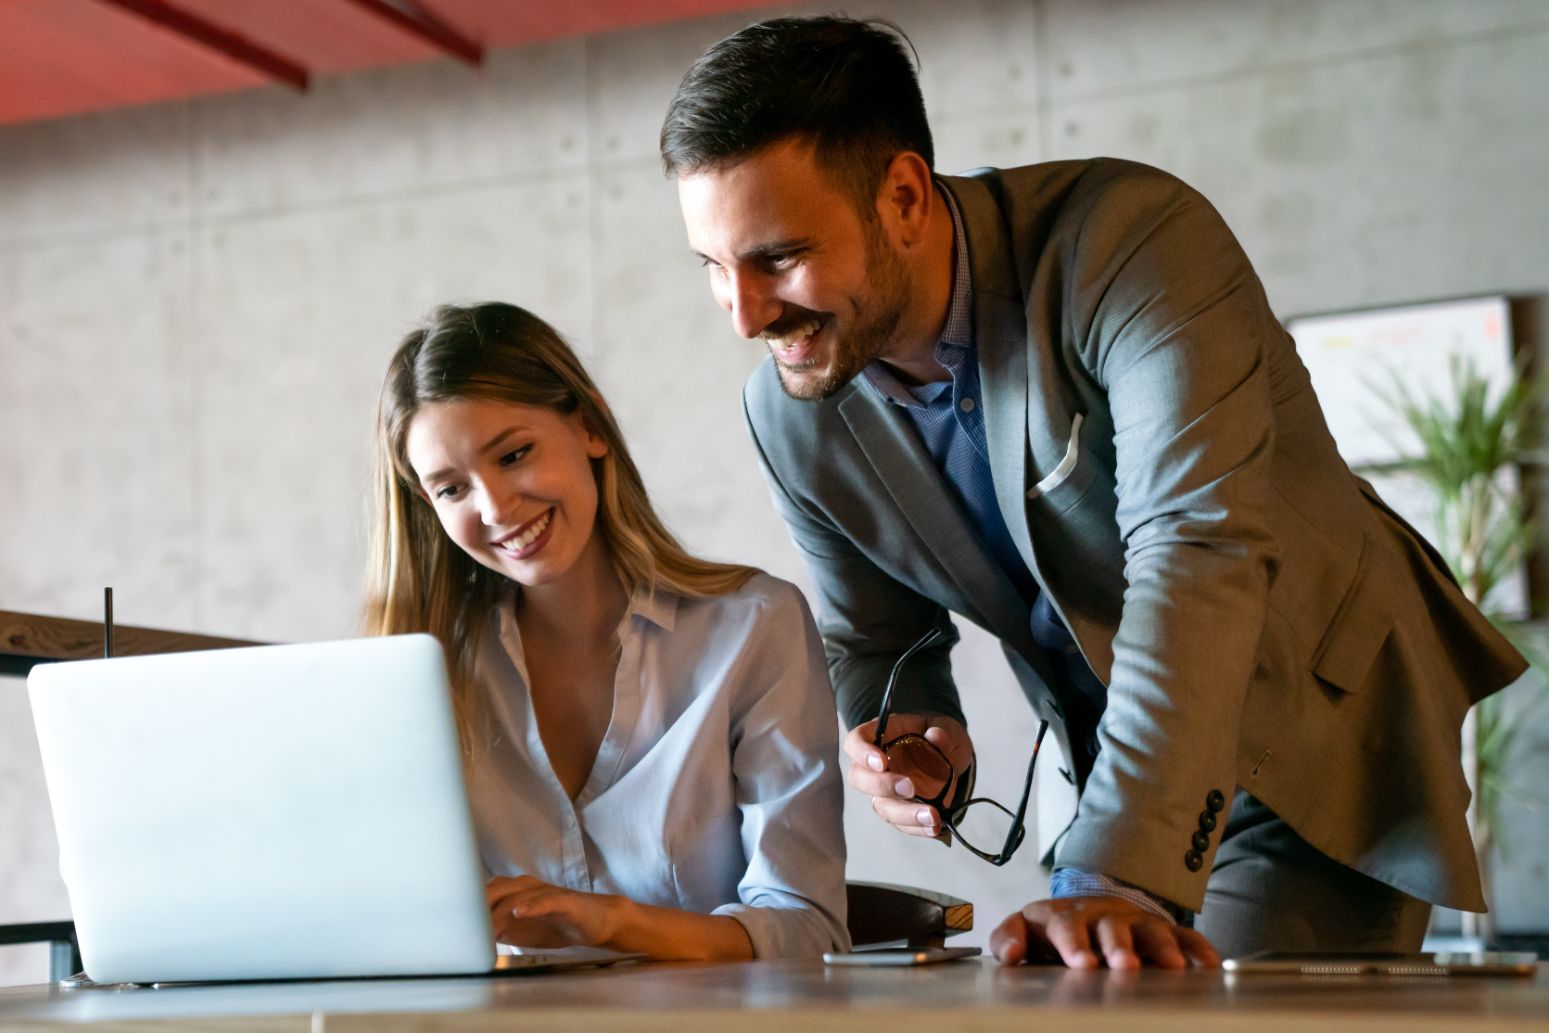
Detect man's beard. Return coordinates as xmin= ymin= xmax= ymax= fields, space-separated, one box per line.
xmin=772 ymin=230 xmax=910 ymax=403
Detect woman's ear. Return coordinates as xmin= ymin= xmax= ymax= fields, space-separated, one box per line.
xmin=581 ymin=395 xmax=611 ymax=459
xmin=581 ymin=418 xmax=610 ymax=459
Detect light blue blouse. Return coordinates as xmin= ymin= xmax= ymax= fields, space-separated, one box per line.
xmin=467 ymin=573 xmax=850 ymax=958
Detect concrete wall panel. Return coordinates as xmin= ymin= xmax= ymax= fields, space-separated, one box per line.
xmin=192 ymin=42 xmax=589 ymax=220
xmin=0 ymin=232 xmax=196 ymax=629
xmin=1041 ymin=0 xmax=1549 ymax=103
xmin=0 ymin=104 xmax=190 ymax=246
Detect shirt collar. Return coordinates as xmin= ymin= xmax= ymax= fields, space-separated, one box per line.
xmin=938 ymin=185 xmax=974 ymax=347
xmin=627 ymin=586 xmax=678 ymax=632
xmin=495 ymin=581 xmax=680 ymax=643
xmin=861 ymin=183 xmax=974 ymax=406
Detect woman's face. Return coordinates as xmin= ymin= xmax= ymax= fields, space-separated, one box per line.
xmin=405 ymin=396 xmax=609 ymax=592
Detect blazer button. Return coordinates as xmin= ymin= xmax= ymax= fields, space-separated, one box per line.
xmin=1184 ymin=850 xmax=1204 ymax=872
xmin=1198 ymin=810 xmax=1217 ymax=833
xmin=1192 ymin=830 xmax=1210 ymax=853
xmin=1206 ymin=789 xmax=1226 ymax=813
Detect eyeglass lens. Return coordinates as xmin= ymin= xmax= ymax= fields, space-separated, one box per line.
xmin=881 ymin=734 xmax=954 ymax=802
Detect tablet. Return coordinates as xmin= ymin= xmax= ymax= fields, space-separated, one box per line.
xmin=1222 ymin=951 xmax=1538 ymax=976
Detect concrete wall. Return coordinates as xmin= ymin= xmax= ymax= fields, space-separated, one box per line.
xmin=3 ymin=0 xmax=1548 ymax=983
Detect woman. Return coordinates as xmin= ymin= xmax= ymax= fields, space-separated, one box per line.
xmin=363 ymin=302 xmax=848 ymax=960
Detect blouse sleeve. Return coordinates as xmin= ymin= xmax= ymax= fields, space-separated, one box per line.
xmin=710 ymin=578 xmax=851 ymax=957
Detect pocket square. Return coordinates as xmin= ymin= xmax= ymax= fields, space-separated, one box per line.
xmin=1027 ymin=412 xmax=1083 ymax=501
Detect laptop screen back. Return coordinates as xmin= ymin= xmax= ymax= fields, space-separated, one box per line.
xmin=27 ymin=634 xmax=494 ymax=984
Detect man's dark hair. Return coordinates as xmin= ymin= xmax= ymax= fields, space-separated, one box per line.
xmin=659 ymin=16 xmax=933 ymax=213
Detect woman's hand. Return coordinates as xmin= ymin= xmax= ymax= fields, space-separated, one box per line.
xmin=485 ymin=875 xmax=626 ymax=950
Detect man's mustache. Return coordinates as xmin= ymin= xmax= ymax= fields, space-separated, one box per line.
xmin=760 ymin=308 xmax=826 ymax=339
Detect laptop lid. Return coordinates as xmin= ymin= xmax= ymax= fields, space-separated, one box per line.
xmin=27 ymin=634 xmax=496 ymax=984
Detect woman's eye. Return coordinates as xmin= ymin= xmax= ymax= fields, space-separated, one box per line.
xmin=498 ymin=445 xmax=532 ymax=467
xmin=434 ymin=484 xmax=461 ymax=500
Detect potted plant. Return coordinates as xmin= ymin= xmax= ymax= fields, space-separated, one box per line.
xmin=1365 ymin=356 xmax=1546 ymax=946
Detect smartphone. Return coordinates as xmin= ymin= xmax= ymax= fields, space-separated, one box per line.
xmin=1222 ymin=950 xmax=1539 ymax=976
xmin=823 ymin=945 xmax=982 ymax=967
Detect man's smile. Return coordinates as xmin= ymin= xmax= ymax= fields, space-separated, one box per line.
xmin=763 ymin=316 xmax=827 ymax=368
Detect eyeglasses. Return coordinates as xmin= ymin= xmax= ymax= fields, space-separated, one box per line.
xmin=873 ymin=626 xmax=1049 ymax=867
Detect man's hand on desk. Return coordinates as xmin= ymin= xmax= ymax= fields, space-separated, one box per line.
xmin=485 ymin=875 xmax=623 ymax=949
xmin=990 ymin=897 xmax=1221 ymax=970
xmin=843 ymin=714 xmax=973 ymax=837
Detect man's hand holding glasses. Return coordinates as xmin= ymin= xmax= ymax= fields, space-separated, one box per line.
xmin=843 ymin=710 xmax=976 ymax=840
xmin=842 ymin=628 xmax=1047 ymax=863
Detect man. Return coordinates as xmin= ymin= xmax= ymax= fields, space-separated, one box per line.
xmin=661 ymin=16 xmax=1525 ymax=967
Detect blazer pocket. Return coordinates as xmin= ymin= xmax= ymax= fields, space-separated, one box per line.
xmin=1027 ymin=412 xmax=1093 ymax=513
xmin=1310 ymin=535 xmax=1402 ymax=693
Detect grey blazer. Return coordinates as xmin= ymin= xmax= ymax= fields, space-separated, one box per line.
xmin=743 ymin=158 xmax=1525 ymax=913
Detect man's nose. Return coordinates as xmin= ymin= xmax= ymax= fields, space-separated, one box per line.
xmin=725 ymin=273 xmax=781 ymax=340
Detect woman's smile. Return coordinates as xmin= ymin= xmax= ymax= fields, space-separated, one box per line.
xmin=496 ymin=508 xmax=555 ymax=559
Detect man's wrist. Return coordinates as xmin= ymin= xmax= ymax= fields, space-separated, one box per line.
xmin=1049 ymin=868 xmax=1184 ymax=924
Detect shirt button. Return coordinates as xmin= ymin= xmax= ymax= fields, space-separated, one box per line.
xmin=563 ymin=813 xmax=577 ymax=830
xmin=959 ymin=397 xmax=976 ymax=413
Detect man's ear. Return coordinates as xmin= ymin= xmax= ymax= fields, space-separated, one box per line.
xmin=877 ymin=151 xmax=935 ymax=248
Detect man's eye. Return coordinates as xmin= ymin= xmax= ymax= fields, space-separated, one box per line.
xmin=764 ymin=251 xmax=803 ymax=271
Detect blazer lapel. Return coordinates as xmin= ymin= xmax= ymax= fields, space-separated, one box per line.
xmin=979 ymin=296 xmax=1043 ymax=585
xmin=837 ymin=386 xmax=1028 ymax=639
xmin=941 ymin=176 xmax=1047 ymax=589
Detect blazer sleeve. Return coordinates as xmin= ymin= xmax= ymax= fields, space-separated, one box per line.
xmin=741 ymin=376 xmax=964 ymax=731
xmin=1049 ymin=167 xmax=1282 ymax=912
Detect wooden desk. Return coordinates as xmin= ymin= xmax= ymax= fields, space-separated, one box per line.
xmin=0 ymin=609 xmax=256 ymax=677
xmin=2 ymin=958 xmax=1546 ymax=1032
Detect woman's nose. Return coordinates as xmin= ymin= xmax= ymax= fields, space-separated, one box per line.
xmin=475 ymin=481 xmax=519 ymax=527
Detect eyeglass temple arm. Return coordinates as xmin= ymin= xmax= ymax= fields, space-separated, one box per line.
xmin=872 ymin=626 xmax=946 ymax=749
xmin=998 ymin=719 xmax=1050 ymax=855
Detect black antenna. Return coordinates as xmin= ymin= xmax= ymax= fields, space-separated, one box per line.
xmin=103 ymin=587 xmax=114 ymax=659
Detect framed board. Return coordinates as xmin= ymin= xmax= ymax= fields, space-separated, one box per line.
xmin=1286 ymin=294 xmax=1527 ymax=618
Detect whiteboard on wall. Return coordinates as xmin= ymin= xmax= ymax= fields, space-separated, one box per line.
xmin=1288 ymin=295 xmax=1514 ymax=467
xmin=1286 ymin=295 xmax=1526 ymax=618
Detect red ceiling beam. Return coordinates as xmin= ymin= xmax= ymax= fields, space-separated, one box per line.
xmin=339 ymin=0 xmax=482 ymax=67
xmin=93 ymin=0 xmax=310 ymax=92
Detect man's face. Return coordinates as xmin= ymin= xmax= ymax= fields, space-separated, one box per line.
xmin=677 ymin=139 xmax=910 ymax=401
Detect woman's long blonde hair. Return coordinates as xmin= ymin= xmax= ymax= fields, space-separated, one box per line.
xmin=363 ymin=302 xmax=755 ymax=739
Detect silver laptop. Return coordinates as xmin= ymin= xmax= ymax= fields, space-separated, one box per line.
xmin=27 ymin=634 xmax=501 ymax=985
